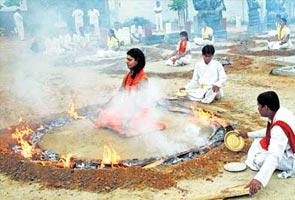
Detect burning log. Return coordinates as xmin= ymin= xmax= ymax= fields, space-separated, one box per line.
xmin=32 ymin=160 xmax=75 ymax=169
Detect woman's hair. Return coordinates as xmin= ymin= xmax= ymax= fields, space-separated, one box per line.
xmin=202 ymin=44 xmax=215 ymax=56
xmin=257 ymin=91 xmax=280 ymax=112
xmin=127 ymin=48 xmax=146 ymax=79
xmin=180 ymin=31 xmax=189 ymax=41
xmin=108 ymin=29 xmax=118 ymax=40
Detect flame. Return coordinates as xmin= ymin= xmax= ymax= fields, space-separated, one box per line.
xmin=101 ymin=145 xmax=121 ymax=168
xmin=60 ymin=153 xmax=73 ymax=168
xmin=11 ymin=123 xmax=36 ymax=158
xmin=68 ymin=99 xmax=85 ymax=119
xmin=191 ymin=106 xmax=227 ymax=127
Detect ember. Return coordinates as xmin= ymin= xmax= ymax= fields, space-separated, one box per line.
xmin=59 ymin=153 xmax=74 ymax=168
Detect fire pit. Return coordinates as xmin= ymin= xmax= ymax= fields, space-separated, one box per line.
xmin=0 ymin=99 xmax=240 ymax=192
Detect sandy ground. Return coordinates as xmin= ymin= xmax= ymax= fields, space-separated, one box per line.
xmin=1 ymin=27 xmax=295 ymax=199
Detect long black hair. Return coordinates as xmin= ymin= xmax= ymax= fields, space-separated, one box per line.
xmin=127 ymin=48 xmax=145 ymax=79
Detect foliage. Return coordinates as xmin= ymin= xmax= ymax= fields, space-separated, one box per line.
xmin=168 ymin=0 xmax=187 ymax=12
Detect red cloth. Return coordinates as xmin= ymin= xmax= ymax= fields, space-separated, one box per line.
xmin=121 ymin=69 xmax=148 ymax=90
xmin=178 ymin=40 xmax=187 ymax=55
xmin=260 ymin=120 xmax=295 ymax=153
xmin=97 ymin=69 xmax=166 ymax=136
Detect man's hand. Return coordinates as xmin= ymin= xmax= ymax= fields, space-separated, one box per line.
xmin=238 ymin=130 xmax=248 ymax=138
xmin=212 ymin=85 xmax=220 ymax=92
xmin=246 ymin=179 xmax=262 ymax=195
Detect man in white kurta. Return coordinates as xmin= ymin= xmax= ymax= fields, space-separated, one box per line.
xmin=182 ymin=45 xmax=226 ymax=104
xmin=239 ymin=91 xmax=295 ymax=195
xmin=88 ymin=8 xmax=100 ymax=37
xmin=72 ymin=8 xmax=84 ymax=36
xmin=13 ymin=9 xmax=24 ymax=40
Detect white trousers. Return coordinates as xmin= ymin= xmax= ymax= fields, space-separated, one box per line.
xmin=268 ymin=41 xmax=292 ymax=50
xmin=246 ymin=139 xmax=295 ymax=171
xmin=155 ymin=13 xmax=163 ymax=31
xmin=15 ymin=22 xmax=24 ymax=40
xmin=166 ymin=55 xmax=191 ymax=66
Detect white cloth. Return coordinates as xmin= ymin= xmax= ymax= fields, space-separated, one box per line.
xmin=166 ymin=41 xmax=192 ymax=66
xmin=13 ymin=11 xmax=24 ymax=40
xmin=88 ymin=9 xmax=100 ymax=35
xmin=246 ymin=107 xmax=295 ymax=187
xmin=72 ymin=9 xmax=84 ymax=35
xmin=184 ymin=59 xmax=226 ymax=103
xmin=130 ymin=25 xmax=143 ymax=43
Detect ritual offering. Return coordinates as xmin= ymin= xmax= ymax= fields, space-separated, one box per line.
xmin=223 ymin=162 xmax=247 ymax=172
xmin=224 ymin=130 xmax=245 ymax=152
xmin=176 ymin=89 xmax=188 ymax=97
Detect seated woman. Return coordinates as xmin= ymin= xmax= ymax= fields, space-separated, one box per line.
xmin=166 ymin=31 xmax=191 ymax=66
xmin=96 ymin=48 xmax=166 ymax=137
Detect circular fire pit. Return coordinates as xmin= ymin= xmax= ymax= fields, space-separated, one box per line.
xmin=0 ymin=100 xmax=244 ymax=192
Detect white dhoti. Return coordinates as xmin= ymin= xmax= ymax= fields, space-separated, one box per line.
xmin=186 ymin=87 xmax=223 ymax=104
xmin=166 ymin=55 xmax=191 ymax=66
xmin=15 ymin=22 xmax=24 ymax=40
xmin=194 ymin=37 xmax=214 ymax=46
xmin=268 ymin=40 xmax=292 ymax=50
xmin=246 ymin=139 xmax=295 ymax=171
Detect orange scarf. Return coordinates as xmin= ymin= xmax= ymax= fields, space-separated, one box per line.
xmin=121 ymin=69 xmax=148 ymax=90
xmin=260 ymin=120 xmax=295 ymax=153
xmin=178 ymin=40 xmax=187 ymax=55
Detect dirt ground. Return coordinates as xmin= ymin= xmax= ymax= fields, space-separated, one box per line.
xmin=1 ymin=29 xmax=295 ymax=200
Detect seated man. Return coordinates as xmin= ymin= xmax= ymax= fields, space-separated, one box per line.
xmin=130 ymin=18 xmax=143 ymax=43
xmin=194 ymin=21 xmax=214 ymax=46
xmin=268 ymin=14 xmax=281 ymax=37
xmin=166 ymin=31 xmax=191 ymax=66
xmin=268 ymin=18 xmax=292 ymax=50
xmin=238 ymin=91 xmax=295 ymax=196
xmin=180 ymin=45 xmax=227 ymax=104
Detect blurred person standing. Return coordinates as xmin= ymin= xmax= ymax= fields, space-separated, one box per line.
xmin=153 ymin=0 xmax=163 ymax=32
xmin=13 ymin=9 xmax=24 ymax=40
xmin=88 ymin=8 xmax=100 ymax=38
xmin=72 ymin=8 xmax=84 ymax=36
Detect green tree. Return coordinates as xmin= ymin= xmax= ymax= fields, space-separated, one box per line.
xmin=168 ymin=0 xmax=188 ymax=29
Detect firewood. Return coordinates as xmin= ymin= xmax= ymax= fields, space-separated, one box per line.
xmin=143 ymin=158 xmax=166 ymax=169
xmin=191 ymin=184 xmax=249 ymax=200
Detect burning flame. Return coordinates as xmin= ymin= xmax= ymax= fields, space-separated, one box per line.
xmin=191 ymin=106 xmax=227 ymax=127
xmin=101 ymin=145 xmax=121 ymax=168
xmin=68 ymin=99 xmax=85 ymax=119
xmin=10 ymin=122 xmax=36 ymax=158
xmin=60 ymin=153 xmax=73 ymax=168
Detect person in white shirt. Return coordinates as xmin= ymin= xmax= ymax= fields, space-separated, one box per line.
xmin=194 ymin=21 xmax=214 ymax=46
xmin=239 ymin=91 xmax=295 ymax=196
xmin=13 ymin=9 xmax=24 ymax=40
xmin=268 ymin=18 xmax=292 ymax=50
xmin=130 ymin=18 xmax=143 ymax=43
xmin=153 ymin=0 xmax=163 ymax=32
xmin=88 ymin=8 xmax=100 ymax=37
xmin=166 ymin=31 xmax=191 ymax=66
xmin=72 ymin=8 xmax=84 ymax=36
xmin=180 ymin=45 xmax=227 ymax=104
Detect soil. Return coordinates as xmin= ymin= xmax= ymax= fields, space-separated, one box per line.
xmin=1 ymin=29 xmax=295 ymax=199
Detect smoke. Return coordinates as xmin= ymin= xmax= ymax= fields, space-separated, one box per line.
xmin=98 ymin=77 xmax=210 ymax=157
